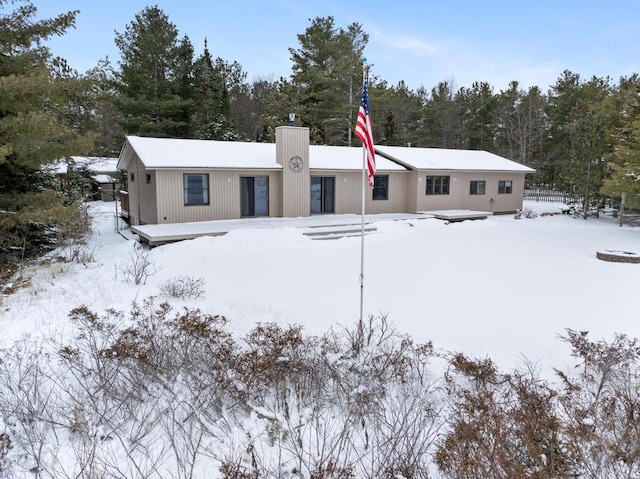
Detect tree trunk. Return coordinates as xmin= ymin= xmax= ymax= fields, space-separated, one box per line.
xmin=582 ymin=160 xmax=591 ymax=219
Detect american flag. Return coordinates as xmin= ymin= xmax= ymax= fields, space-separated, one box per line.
xmin=354 ymin=78 xmax=376 ymax=187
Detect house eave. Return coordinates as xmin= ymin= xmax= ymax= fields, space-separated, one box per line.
xmin=144 ymin=166 xmax=283 ymax=171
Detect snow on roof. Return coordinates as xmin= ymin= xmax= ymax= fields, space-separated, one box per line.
xmin=125 ymin=136 xmax=407 ymax=172
xmin=92 ymin=174 xmax=117 ymax=183
xmin=309 ymin=145 xmax=406 ymax=171
xmin=71 ymin=156 xmax=120 ymax=172
xmin=122 ymin=136 xmax=532 ymax=173
xmin=125 ymin=136 xmax=281 ymax=169
xmin=377 ymin=145 xmax=535 ymax=172
xmin=50 ymin=161 xmax=68 ymax=175
xmin=51 ymin=157 xmax=120 ymax=175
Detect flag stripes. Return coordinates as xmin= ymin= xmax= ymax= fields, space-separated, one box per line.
xmin=354 ymin=78 xmax=376 ymax=186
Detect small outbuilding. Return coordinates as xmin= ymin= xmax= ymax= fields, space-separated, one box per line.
xmin=116 ymin=126 xmax=534 ymax=226
xmin=53 ymin=156 xmax=121 ymax=202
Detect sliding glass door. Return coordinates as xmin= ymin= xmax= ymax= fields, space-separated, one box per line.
xmin=311 ymin=176 xmax=335 ymax=214
xmin=241 ymin=176 xmax=269 ymax=217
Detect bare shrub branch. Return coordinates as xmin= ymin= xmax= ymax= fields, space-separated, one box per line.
xmin=120 ymin=244 xmax=157 ymax=285
xmin=159 ymin=276 xmax=205 ymax=299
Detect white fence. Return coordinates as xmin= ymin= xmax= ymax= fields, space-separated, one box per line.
xmin=524 ymin=189 xmax=577 ymax=204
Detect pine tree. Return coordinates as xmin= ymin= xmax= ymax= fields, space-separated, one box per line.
xmin=114 ymin=6 xmax=194 ymax=138
xmin=82 ymin=58 xmax=125 ymax=156
xmin=495 ymin=82 xmax=548 ymax=183
xmin=0 ymin=1 xmax=95 ymax=265
xmin=424 ymin=80 xmax=466 ymax=148
xmin=459 ymin=81 xmax=497 ymax=151
xmin=382 ymin=109 xmax=397 ymax=146
xmin=568 ymin=111 xmax=608 ymax=217
xmin=253 ymin=77 xmax=303 ymax=142
xmin=212 ymin=57 xmax=250 ymax=140
xmin=546 ymin=71 xmax=612 ymax=214
xmin=49 ymin=57 xmax=124 ymax=157
xmin=601 ymin=74 xmax=640 ymax=220
xmin=289 ymin=16 xmax=367 ymax=145
xmin=373 ymin=80 xmax=425 ymax=147
xmin=191 ymin=39 xmax=232 ymax=140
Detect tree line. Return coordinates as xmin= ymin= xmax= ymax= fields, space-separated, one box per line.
xmin=1 ymin=1 xmax=640 ymax=268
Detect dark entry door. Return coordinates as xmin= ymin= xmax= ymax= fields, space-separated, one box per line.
xmin=311 ymin=176 xmax=335 ymax=214
xmin=241 ymin=176 xmax=269 ymax=217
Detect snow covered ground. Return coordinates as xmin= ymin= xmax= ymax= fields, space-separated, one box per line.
xmin=1 ymin=200 xmax=638 ymax=375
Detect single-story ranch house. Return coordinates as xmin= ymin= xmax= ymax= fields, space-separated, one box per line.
xmin=116 ymin=126 xmax=534 ymax=226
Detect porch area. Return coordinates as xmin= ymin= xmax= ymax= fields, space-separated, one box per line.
xmin=131 ymin=212 xmax=434 ymax=246
xmin=419 ymin=209 xmax=493 ymax=222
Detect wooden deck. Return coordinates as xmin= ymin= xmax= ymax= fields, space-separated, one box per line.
xmin=130 ymin=210 xmax=494 ymax=245
xmin=423 ymin=209 xmax=493 ymax=222
xmin=131 ymin=212 xmax=433 ymax=246
xmin=301 ymin=224 xmax=378 ymax=240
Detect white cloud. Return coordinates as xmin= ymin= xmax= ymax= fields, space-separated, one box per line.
xmin=368 ymin=25 xmax=439 ymax=56
xmin=384 ymin=35 xmax=439 ymax=56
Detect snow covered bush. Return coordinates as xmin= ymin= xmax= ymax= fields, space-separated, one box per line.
xmin=56 ymin=202 xmax=95 ymax=265
xmin=436 ymin=353 xmax=572 ymax=479
xmin=0 ymin=338 xmax=63 ymax=478
xmin=1 ymin=300 xmax=638 ymax=478
xmin=556 ymin=330 xmax=640 ymax=479
xmin=515 ymin=207 xmax=538 ymax=219
xmin=120 ymin=243 xmax=157 ymax=285
xmin=0 ymin=433 xmax=11 ymax=476
xmin=60 ymin=241 xmax=97 ymax=265
xmin=160 ymin=275 xmax=206 ymax=299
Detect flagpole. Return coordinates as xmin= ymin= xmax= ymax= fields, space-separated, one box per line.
xmin=359 ymin=60 xmax=367 ymax=323
xmin=354 ymin=58 xmax=375 ymax=323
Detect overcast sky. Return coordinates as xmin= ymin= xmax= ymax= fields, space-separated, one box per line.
xmin=36 ymin=0 xmax=640 ymax=93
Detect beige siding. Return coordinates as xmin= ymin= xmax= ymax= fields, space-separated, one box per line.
xmin=415 ymin=171 xmax=527 ymax=213
xmin=155 ymin=169 xmax=281 ymax=223
xmin=313 ymin=170 xmax=409 ymax=215
xmin=276 ymin=126 xmax=311 ymax=217
xmin=415 ymin=171 xmax=463 ymax=212
xmin=128 ymin=154 xmax=157 ymax=225
xmin=126 ymin=157 xmax=139 ymax=224
xmin=281 ymin=169 xmax=310 ymax=217
xmin=141 ymin=170 xmax=158 ymax=223
xmin=123 ymin=126 xmax=530 ymax=225
xmin=405 ymin=170 xmax=420 ymax=213
xmin=98 ymin=182 xmax=116 ymax=202
xmin=458 ymin=172 xmax=525 ymax=213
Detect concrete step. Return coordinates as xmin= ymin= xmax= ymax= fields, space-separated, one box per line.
xmin=302 ymin=224 xmax=377 ymax=240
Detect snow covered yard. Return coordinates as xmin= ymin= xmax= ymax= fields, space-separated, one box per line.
xmin=1 ymin=200 xmax=638 ymax=373
xmin=1 ymin=200 xmax=639 ymax=478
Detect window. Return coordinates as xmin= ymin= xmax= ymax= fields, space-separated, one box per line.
xmin=426 ymin=176 xmax=450 ymax=195
xmin=373 ymin=175 xmax=389 ymax=201
xmin=470 ymin=180 xmax=486 ymax=195
xmin=130 ymin=172 xmax=135 ymax=182
xmin=183 ymin=173 xmax=209 ymax=206
xmin=498 ymin=180 xmax=513 ymax=194
xmin=146 ymin=174 xmax=151 ymax=184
